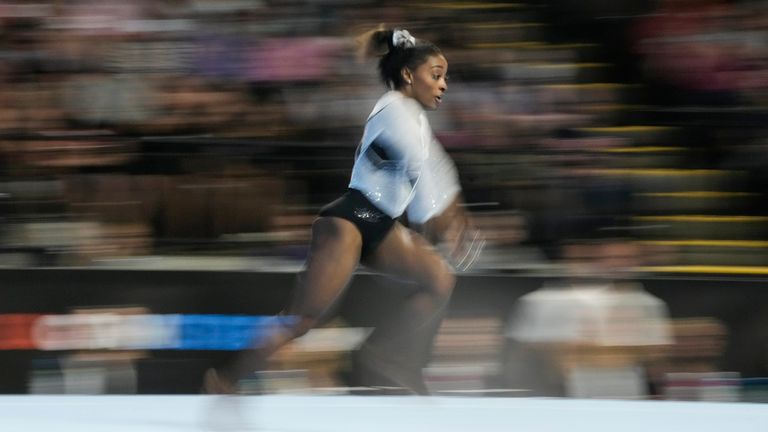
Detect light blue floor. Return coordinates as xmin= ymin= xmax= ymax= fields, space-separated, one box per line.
xmin=1 ymin=395 xmax=767 ymax=432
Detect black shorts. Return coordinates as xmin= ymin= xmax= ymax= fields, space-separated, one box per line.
xmin=318 ymin=188 xmax=396 ymax=261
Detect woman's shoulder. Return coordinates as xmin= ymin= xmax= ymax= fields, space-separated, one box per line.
xmin=368 ymin=91 xmax=422 ymax=121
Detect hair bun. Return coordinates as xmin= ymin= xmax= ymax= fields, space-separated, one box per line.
xmin=355 ymin=26 xmax=391 ymax=60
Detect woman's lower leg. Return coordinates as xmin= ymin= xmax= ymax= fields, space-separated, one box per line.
xmin=209 ymin=217 xmax=362 ymax=391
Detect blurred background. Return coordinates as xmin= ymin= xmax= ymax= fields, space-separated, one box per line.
xmin=1 ymin=0 xmax=768 ymax=403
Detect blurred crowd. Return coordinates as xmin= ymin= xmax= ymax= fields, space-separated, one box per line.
xmin=0 ymin=0 xmax=767 ymax=272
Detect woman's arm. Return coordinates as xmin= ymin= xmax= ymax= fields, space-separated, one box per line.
xmin=408 ymin=150 xmax=484 ymax=271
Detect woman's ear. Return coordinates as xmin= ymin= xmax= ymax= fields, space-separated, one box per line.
xmin=401 ymin=67 xmax=413 ymax=85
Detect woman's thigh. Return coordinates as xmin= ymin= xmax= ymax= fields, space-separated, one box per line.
xmin=288 ymin=216 xmax=362 ymax=318
xmin=365 ymin=223 xmax=454 ymax=295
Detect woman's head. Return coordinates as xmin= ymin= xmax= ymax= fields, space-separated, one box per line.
xmin=360 ymin=27 xmax=448 ymax=110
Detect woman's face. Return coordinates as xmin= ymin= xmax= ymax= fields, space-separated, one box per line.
xmin=403 ymin=54 xmax=448 ymax=110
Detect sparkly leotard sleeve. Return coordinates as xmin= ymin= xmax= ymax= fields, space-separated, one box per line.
xmin=405 ymin=133 xmax=461 ymax=224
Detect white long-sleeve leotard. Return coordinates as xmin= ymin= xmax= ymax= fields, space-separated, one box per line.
xmin=349 ymin=91 xmax=460 ymax=225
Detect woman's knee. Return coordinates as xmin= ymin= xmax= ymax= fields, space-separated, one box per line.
xmin=424 ymin=262 xmax=455 ymax=300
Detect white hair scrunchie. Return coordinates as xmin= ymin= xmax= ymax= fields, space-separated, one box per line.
xmin=392 ymin=29 xmax=416 ymax=48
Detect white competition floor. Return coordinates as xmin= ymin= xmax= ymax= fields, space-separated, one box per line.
xmin=2 ymin=395 xmax=767 ymax=432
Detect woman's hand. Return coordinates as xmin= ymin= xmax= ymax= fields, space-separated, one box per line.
xmin=420 ymin=197 xmax=485 ymax=271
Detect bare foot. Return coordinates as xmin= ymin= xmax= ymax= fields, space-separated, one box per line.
xmin=203 ymin=368 xmax=237 ymax=395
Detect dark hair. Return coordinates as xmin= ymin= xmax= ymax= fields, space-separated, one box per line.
xmin=359 ymin=28 xmax=442 ymax=89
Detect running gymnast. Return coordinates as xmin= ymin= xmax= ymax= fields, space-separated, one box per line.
xmin=205 ymin=27 xmax=483 ymax=396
